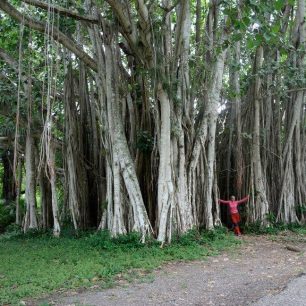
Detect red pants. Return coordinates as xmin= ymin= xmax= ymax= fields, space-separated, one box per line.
xmin=231 ymin=213 xmax=241 ymax=235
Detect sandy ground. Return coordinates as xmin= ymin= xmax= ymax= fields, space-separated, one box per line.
xmin=41 ymin=232 xmax=306 ymax=306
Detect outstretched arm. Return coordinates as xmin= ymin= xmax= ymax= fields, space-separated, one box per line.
xmin=218 ymin=199 xmax=230 ymax=204
xmin=237 ymin=195 xmax=249 ymax=204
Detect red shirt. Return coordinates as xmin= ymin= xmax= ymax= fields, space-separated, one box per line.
xmin=218 ymin=196 xmax=249 ymax=214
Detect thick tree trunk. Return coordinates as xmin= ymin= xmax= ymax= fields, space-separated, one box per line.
xmin=23 ymin=131 xmax=38 ymax=231
xmin=15 ymin=157 xmax=23 ymax=225
xmin=171 ymin=0 xmax=193 ymax=237
xmin=156 ymin=84 xmax=174 ymax=242
xmin=23 ymin=72 xmax=37 ymax=232
xmin=48 ymin=143 xmax=60 ymax=236
xmin=79 ymin=63 xmax=101 ymax=228
xmin=64 ymin=69 xmax=86 ymax=230
xmin=104 ymin=41 xmax=152 ymax=239
xmin=111 ymin=152 xmax=126 ymax=235
xmin=203 ymin=46 xmax=228 ymax=229
xmin=277 ymin=0 xmax=305 ymax=223
xmin=2 ymin=149 xmax=16 ymax=204
xmin=251 ymin=46 xmax=269 ymax=224
xmin=229 ymin=40 xmax=244 ymax=198
xmin=40 ymin=169 xmax=53 ymax=229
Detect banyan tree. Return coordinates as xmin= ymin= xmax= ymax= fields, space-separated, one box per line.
xmin=0 ymin=0 xmax=305 ymax=243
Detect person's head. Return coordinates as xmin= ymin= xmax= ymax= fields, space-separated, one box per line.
xmin=230 ymin=195 xmax=236 ymax=201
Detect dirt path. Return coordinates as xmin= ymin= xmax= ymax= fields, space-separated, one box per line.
xmin=254 ymin=273 xmax=306 ymax=306
xmin=47 ymin=233 xmax=306 ymax=306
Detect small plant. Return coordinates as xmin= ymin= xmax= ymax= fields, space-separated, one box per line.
xmin=266 ymin=212 xmax=276 ymax=225
xmin=87 ymin=231 xmax=150 ymax=250
xmin=243 ymin=220 xmax=306 ymax=235
xmin=297 ymin=204 xmax=306 ymax=216
xmin=0 ymin=223 xmax=22 ymax=240
xmin=0 ymin=202 xmax=15 ymax=233
xmin=174 ymin=229 xmax=200 ymax=246
xmin=201 ymin=226 xmax=228 ymax=241
xmin=136 ymin=130 xmax=154 ymax=153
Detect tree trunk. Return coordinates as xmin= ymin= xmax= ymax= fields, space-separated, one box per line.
xmin=15 ymin=157 xmax=23 ymax=225
xmin=40 ymin=169 xmax=53 ymax=229
xmin=156 ymin=83 xmax=174 ymax=242
xmin=277 ymin=0 xmax=305 ymax=223
xmin=251 ymin=46 xmax=269 ymax=224
xmin=104 ymin=40 xmax=152 ymax=239
xmin=204 ymin=46 xmax=228 ymax=229
xmin=2 ymin=149 xmax=16 ymax=204
xmin=23 ymin=131 xmax=38 ymax=231
xmin=48 ymin=143 xmax=60 ymax=236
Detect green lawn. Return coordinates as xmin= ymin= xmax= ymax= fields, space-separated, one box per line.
xmin=0 ymin=229 xmax=240 ymax=305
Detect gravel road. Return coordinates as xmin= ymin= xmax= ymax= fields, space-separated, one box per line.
xmin=254 ymin=273 xmax=306 ymax=306
xmin=42 ymin=233 xmax=306 ymax=306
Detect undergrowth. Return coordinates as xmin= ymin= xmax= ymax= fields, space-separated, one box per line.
xmin=243 ymin=221 xmax=306 ymax=235
xmin=0 ymin=227 xmax=239 ymax=305
xmin=0 ymin=202 xmax=15 ymax=233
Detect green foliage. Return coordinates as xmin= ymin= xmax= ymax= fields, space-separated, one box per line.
xmin=0 ymin=228 xmax=239 ymax=305
xmin=1 ymin=223 xmax=22 ymax=237
xmin=297 ymin=204 xmax=306 ymax=215
xmin=0 ymin=14 xmax=20 ymax=55
xmin=243 ymin=216 xmax=306 ymax=235
xmin=0 ymin=163 xmax=3 ymax=197
xmin=244 ymin=222 xmax=279 ymax=235
xmin=288 ymin=225 xmax=306 ymax=235
xmin=136 ymin=130 xmax=154 ymax=153
xmin=58 ymin=18 xmax=77 ymax=36
xmin=87 ymin=230 xmax=157 ymax=250
xmin=0 ymin=202 xmax=15 ymax=233
xmin=173 ymin=227 xmax=230 ymax=246
xmin=0 ymin=115 xmax=18 ymax=137
xmin=173 ymin=228 xmax=201 ymax=246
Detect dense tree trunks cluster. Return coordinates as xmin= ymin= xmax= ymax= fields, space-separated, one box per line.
xmin=0 ymin=0 xmax=305 ymax=242
xmin=218 ymin=0 xmax=306 ymax=226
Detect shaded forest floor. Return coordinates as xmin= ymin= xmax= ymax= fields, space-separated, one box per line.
xmin=46 ymin=232 xmax=306 ymax=306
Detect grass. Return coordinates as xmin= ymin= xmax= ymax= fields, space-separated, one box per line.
xmin=0 ymin=227 xmax=240 ymax=305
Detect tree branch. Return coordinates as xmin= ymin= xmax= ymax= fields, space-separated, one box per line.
xmin=21 ymin=0 xmax=99 ymax=24
xmin=135 ymin=0 xmax=153 ymax=65
xmin=0 ymin=47 xmax=29 ymax=85
xmin=0 ymin=47 xmax=19 ymax=72
xmin=287 ymin=87 xmax=306 ymax=92
xmin=104 ymin=0 xmax=133 ymax=34
xmin=159 ymin=0 xmax=181 ymax=13
xmin=0 ymin=46 xmax=64 ymax=100
xmin=104 ymin=0 xmax=144 ymax=64
xmin=0 ymin=0 xmax=97 ymax=72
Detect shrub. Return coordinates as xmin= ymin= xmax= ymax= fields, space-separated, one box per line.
xmin=242 ymin=220 xmax=301 ymax=235
xmin=0 ymin=202 xmax=15 ymax=233
xmin=86 ymin=230 xmax=114 ymax=249
xmin=201 ymin=226 xmax=228 ymax=241
xmin=175 ymin=229 xmax=200 ymax=246
xmin=87 ymin=230 xmax=147 ymax=250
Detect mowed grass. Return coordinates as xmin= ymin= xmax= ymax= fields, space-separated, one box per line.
xmin=0 ymin=228 xmax=240 ymax=305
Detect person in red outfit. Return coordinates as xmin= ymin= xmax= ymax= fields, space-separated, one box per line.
xmin=218 ymin=195 xmax=249 ymax=236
